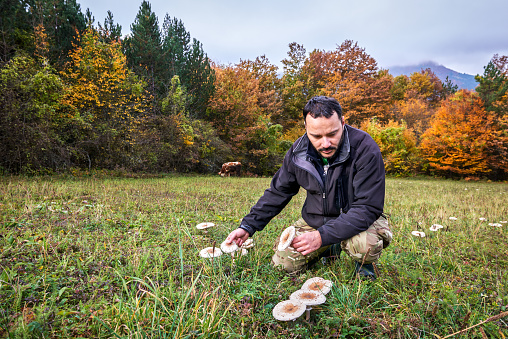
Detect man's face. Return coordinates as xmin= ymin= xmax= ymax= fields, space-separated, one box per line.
xmin=305 ymin=112 xmax=345 ymax=159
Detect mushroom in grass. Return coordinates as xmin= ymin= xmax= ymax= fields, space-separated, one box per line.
xmin=301 ymin=277 xmax=333 ymax=295
xmin=199 ymin=246 xmax=222 ymax=259
xmin=272 ymin=300 xmax=306 ymax=321
xmin=289 ymin=289 xmax=326 ymax=320
xmin=278 ymin=226 xmax=296 ymax=251
xmin=196 ymin=222 xmax=215 ymax=234
xmin=241 ymin=238 xmax=254 ymax=249
xmin=220 ymin=239 xmax=238 ymax=253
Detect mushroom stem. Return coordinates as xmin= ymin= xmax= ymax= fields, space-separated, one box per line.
xmin=305 ymin=306 xmax=312 ymax=321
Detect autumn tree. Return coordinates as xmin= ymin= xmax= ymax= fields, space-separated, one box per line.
xmin=61 ymin=28 xmax=146 ymax=169
xmin=238 ymin=55 xmax=282 ymax=122
xmin=207 ymin=63 xmax=288 ymax=174
xmin=312 ymin=40 xmax=392 ymax=126
xmin=419 ymin=90 xmax=501 ymax=177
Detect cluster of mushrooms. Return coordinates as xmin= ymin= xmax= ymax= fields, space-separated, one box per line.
xmin=197 ymin=222 xmax=254 ymax=259
xmin=272 ymin=277 xmax=333 ymax=321
xmin=197 ymin=223 xmax=334 ymax=322
xmin=273 ymin=226 xmax=333 ymax=321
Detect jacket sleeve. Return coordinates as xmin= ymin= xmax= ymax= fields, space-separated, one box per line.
xmin=240 ymin=147 xmax=301 ymax=236
xmin=317 ymin=139 xmax=385 ymax=246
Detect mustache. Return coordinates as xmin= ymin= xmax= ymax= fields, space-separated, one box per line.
xmin=318 ymin=146 xmax=337 ymax=153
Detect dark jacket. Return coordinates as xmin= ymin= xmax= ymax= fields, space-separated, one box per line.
xmin=240 ymin=125 xmax=385 ymax=246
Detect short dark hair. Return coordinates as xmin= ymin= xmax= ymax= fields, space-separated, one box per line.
xmin=303 ymin=96 xmax=343 ymax=121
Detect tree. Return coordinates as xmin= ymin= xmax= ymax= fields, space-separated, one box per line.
xmin=31 ymin=0 xmax=87 ymax=65
xmin=312 ymin=40 xmax=392 ymax=126
xmin=123 ymin=0 xmax=163 ymax=109
xmin=0 ymin=55 xmax=71 ymax=173
xmin=61 ymin=28 xmax=146 ymax=169
xmin=206 ymin=63 xmax=288 ymax=174
xmin=475 ymin=60 xmax=508 ymax=117
xmin=406 ymin=69 xmax=445 ymax=106
xmin=161 ymin=14 xmax=215 ymax=118
xmin=98 ymin=10 xmax=122 ymax=43
xmin=392 ymin=98 xmax=432 ymax=138
xmin=0 ymin=0 xmax=33 ymax=63
xmin=419 ymin=90 xmax=500 ymax=177
xmin=278 ymin=42 xmax=310 ymax=131
xmin=362 ymin=119 xmax=420 ymax=175
xmin=238 ymin=55 xmax=282 ymax=122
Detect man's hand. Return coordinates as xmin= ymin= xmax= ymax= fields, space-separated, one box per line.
xmin=225 ymin=228 xmax=249 ymax=247
xmin=291 ymin=231 xmax=322 ymax=256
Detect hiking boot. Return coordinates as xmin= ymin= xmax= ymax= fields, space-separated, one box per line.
xmin=355 ymin=261 xmax=376 ymax=280
xmin=320 ymin=243 xmax=342 ymax=265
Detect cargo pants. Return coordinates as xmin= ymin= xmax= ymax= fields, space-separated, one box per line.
xmin=271 ymin=215 xmax=392 ymax=274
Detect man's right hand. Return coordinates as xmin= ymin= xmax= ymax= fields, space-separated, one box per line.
xmin=225 ymin=228 xmax=249 ymax=247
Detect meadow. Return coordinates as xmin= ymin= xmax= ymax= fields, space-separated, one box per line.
xmin=0 ymin=175 xmax=507 ymax=338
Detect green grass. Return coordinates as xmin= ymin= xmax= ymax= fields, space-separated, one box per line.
xmin=0 ymin=175 xmax=507 ymax=338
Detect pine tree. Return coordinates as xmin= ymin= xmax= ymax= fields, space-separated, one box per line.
xmin=98 ymin=11 xmax=122 ymax=43
xmin=0 ymin=0 xmax=33 ymax=63
xmin=161 ymin=14 xmax=214 ymax=118
xmin=32 ymin=0 xmax=87 ymax=65
xmin=123 ymin=0 xmax=163 ymax=110
xmin=475 ymin=61 xmax=508 ymax=117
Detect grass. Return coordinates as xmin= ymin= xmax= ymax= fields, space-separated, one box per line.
xmin=0 ymin=174 xmax=507 ymax=338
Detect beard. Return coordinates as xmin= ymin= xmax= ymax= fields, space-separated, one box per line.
xmin=318 ymin=147 xmax=337 ymax=158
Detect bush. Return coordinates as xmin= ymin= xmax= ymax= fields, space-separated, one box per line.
xmin=362 ymin=119 xmax=421 ymax=176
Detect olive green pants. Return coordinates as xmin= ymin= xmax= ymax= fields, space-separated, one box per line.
xmin=271 ymin=216 xmax=392 ymax=274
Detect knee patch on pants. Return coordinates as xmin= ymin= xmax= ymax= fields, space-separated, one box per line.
xmin=341 ymin=215 xmax=392 ymax=264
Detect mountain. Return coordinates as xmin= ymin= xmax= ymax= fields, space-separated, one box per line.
xmin=387 ymin=61 xmax=478 ymax=90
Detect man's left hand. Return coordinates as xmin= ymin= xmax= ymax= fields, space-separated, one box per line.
xmin=291 ymin=231 xmax=322 ymax=255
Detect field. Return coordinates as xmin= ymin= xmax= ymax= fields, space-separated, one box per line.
xmin=0 ymin=175 xmax=507 ymax=338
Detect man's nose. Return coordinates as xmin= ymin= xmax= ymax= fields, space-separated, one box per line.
xmin=322 ymin=137 xmax=331 ymax=148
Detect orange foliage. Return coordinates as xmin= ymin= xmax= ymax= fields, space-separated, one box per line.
xmin=206 ymin=63 xmax=264 ymax=145
xmin=420 ymin=90 xmax=499 ymax=176
xmin=307 ymin=40 xmax=392 ymax=126
xmin=392 ymin=98 xmax=433 ymax=137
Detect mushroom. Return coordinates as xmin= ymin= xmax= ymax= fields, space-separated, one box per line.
xmin=278 ymin=226 xmax=296 ymax=251
xmin=272 ymin=299 xmax=306 ymax=321
xmin=301 ymin=277 xmax=333 ymax=295
xmin=289 ymin=289 xmax=326 ymax=320
xmin=199 ymin=246 xmax=222 ymax=259
xmin=220 ymin=239 xmax=238 ymax=254
xmin=241 ymin=238 xmax=254 ymax=249
xmin=196 ymin=222 xmax=215 ymax=234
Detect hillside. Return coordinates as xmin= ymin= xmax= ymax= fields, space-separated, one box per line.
xmin=387 ymin=61 xmax=478 ymax=90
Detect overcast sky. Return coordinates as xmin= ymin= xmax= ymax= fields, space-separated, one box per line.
xmin=78 ymin=0 xmax=508 ymax=76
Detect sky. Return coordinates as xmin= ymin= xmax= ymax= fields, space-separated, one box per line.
xmin=78 ymin=0 xmax=508 ymax=76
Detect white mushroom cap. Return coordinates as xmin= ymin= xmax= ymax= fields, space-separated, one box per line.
xmin=278 ymin=226 xmax=296 ymax=251
xmin=272 ymin=300 xmax=306 ymax=321
xmin=289 ymin=289 xmax=326 ymax=306
xmin=241 ymin=238 xmax=254 ymax=249
xmin=199 ymin=247 xmax=222 ymax=258
xmin=196 ymin=222 xmax=215 ymax=230
xmin=220 ymin=240 xmax=238 ymax=253
xmin=302 ymin=277 xmax=333 ymax=295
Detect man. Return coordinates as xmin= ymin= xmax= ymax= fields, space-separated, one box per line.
xmin=226 ymin=96 xmax=392 ymax=278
